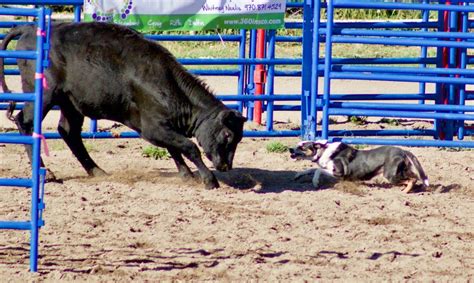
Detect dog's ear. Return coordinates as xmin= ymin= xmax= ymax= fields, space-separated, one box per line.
xmin=313 ymin=139 xmax=328 ymax=149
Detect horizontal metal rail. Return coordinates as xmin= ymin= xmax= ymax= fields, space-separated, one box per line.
xmin=328 ymin=108 xmax=474 ymax=121
xmin=325 ymin=28 xmax=474 ymax=40
xmin=329 ymin=129 xmax=435 ymax=137
xmin=0 ymin=221 xmax=31 ymax=230
xmin=36 ymin=130 xmax=302 ymax=139
xmin=331 ymin=137 xmax=474 ymax=148
xmin=0 ymin=93 xmax=36 ymax=102
xmin=217 ymin=95 xmax=301 ymax=101
xmin=0 ymin=134 xmax=34 ymax=145
xmin=178 ymin=58 xmax=301 ymax=65
xmin=330 ymin=65 xmax=474 ymax=77
xmin=332 ymin=36 xmax=474 ymax=49
xmin=327 ymin=93 xmax=438 ymax=101
xmin=332 ymin=21 xmax=438 ymax=30
xmin=0 ymin=50 xmax=36 ymax=59
xmin=329 ymin=102 xmax=474 ymax=113
xmin=0 ymin=178 xmax=33 ymax=187
xmin=330 ymin=72 xmax=474 ymax=85
xmin=4 ymin=56 xmax=439 ymax=67
xmin=0 ymin=7 xmax=44 ymax=17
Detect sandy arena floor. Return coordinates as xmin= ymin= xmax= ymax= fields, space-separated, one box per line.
xmin=0 ymin=76 xmax=473 ymax=281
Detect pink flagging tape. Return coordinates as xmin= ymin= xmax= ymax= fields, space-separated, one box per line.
xmin=32 ymin=132 xmax=50 ymax=157
xmin=35 ymin=73 xmax=49 ymax=90
xmin=36 ymin=28 xmax=46 ymax=37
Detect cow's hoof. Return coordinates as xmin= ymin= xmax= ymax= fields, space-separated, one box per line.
xmin=45 ymin=169 xmax=62 ymax=183
xmin=204 ymin=178 xmax=220 ymax=190
xmin=178 ymin=171 xmax=194 ymax=180
xmin=90 ymin=167 xmax=109 ymax=177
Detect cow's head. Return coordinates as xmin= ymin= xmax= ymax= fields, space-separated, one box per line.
xmin=196 ymin=109 xmax=246 ymax=172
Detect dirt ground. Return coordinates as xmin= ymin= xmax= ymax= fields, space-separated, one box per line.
xmin=0 ymin=76 xmax=473 ymax=281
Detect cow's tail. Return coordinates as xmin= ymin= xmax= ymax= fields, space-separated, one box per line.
xmin=1 ymin=26 xmax=27 ymax=121
xmin=405 ymin=151 xmax=429 ymax=187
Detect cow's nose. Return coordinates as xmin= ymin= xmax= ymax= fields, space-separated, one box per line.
xmin=289 ymin=148 xmax=294 ymax=154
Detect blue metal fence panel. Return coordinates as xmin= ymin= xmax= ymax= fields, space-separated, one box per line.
xmin=0 ymin=6 xmax=51 ymax=272
xmin=315 ymin=0 xmax=474 ymax=146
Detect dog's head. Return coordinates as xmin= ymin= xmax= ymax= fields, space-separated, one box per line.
xmin=289 ymin=140 xmax=329 ymax=162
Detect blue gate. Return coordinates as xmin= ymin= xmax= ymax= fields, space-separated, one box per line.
xmin=310 ymin=0 xmax=474 ymax=147
xmin=0 ymin=6 xmax=51 ymax=272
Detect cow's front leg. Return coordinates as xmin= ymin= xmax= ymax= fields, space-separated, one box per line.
xmin=176 ymin=142 xmax=219 ymax=189
xmin=143 ymin=131 xmax=219 ymax=189
xmin=167 ymin=147 xmax=194 ymax=180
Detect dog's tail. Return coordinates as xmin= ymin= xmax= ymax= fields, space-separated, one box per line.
xmin=405 ymin=151 xmax=429 ymax=187
xmin=1 ymin=25 xmax=30 ymax=121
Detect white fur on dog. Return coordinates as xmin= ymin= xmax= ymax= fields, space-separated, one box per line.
xmin=316 ymin=142 xmax=341 ymax=167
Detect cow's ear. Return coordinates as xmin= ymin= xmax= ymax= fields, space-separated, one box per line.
xmin=220 ymin=110 xmax=246 ymax=127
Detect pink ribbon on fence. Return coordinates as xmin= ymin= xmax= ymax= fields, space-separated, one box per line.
xmin=36 ymin=28 xmax=46 ymax=37
xmin=32 ymin=132 xmax=50 ymax=157
xmin=35 ymin=73 xmax=49 ymax=90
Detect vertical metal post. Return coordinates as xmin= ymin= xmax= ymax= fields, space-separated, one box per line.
xmin=253 ymin=29 xmax=266 ymax=125
xmin=322 ymin=0 xmax=334 ymax=139
xmin=30 ymin=7 xmax=47 ymax=272
xmin=74 ymin=4 xmax=81 ymax=22
xmin=237 ymin=29 xmax=247 ymax=114
xmin=457 ymin=1 xmax=468 ymax=140
xmin=265 ymin=29 xmax=276 ymax=132
xmin=309 ymin=0 xmax=320 ymax=140
xmin=247 ymin=29 xmax=257 ymax=121
xmin=418 ymin=0 xmax=429 ymax=105
xmin=301 ymin=0 xmax=316 ymax=139
xmin=446 ymin=2 xmax=459 ymax=140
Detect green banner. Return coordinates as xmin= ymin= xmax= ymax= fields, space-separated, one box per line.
xmin=84 ymin=0 xmax=286 ymax=31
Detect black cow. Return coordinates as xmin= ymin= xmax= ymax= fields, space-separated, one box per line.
xmin=0 ymin=22 xmax=246 ymax=189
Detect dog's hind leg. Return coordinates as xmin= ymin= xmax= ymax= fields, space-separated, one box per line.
xmin=402 ymin=179 xmax=416 ymax=194
xmin=383 ymin=156 xmax=405 ymax=185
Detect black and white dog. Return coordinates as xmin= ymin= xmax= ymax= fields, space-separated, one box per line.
xmin=289 ymin=140 xmax=429 ymax=193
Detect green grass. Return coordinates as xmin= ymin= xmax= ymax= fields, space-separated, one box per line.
xmin=266 ymin=141 xmax=289 ymax=153
xmin=353 ymin=144 xmax=369 ymax=150
xmin=380 ymin=118 xmax=400 ymax=126
xmin=142 ymin=146 xmax=171 ymax=160
xmin=438 ymin=147 xmax=473 ymax=152
xmin=349 ymin=116 xmax=368 ymax=126
xmin=84 ymin=142 xmax=98 ymax=152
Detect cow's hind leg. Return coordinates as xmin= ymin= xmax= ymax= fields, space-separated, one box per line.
xmin=57 ymin=95 xmax=107 ymax=177
xmin=167 ymin=148 xmax=194 ymax=180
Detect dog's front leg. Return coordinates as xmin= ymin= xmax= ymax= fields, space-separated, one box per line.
xmin=294 ymin=169 xmax=316 ymax=182
xmin=312 ymin=169 xmax=323 ymax=188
